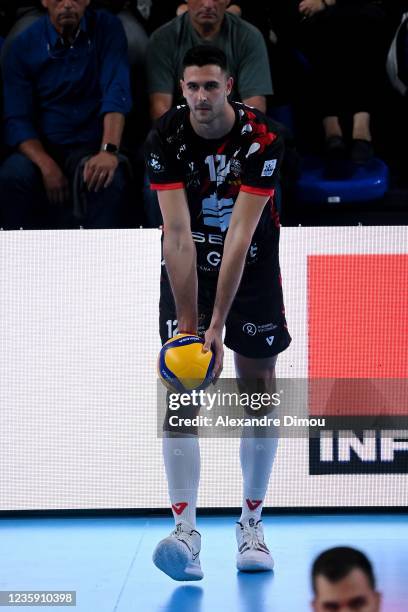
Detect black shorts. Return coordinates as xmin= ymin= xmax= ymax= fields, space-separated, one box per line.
xmin=159 ymin=257 xmax=291 ymax=359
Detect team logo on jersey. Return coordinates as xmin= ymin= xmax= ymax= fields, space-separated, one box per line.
xmin=261 ymin=159 xmax=277 ymax=177
xmin=148 ymin=154 xmax=164 ymax=172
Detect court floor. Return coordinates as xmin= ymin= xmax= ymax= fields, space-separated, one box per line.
xmin=0 ymin=514 xmax=406 ymax=611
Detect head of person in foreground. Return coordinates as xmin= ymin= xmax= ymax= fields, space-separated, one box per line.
xmin=311 ymin=546 xmax=381 ymax=612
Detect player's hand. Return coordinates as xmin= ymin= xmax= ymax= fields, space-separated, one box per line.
xmin=83 ymin=152 xmax=118 ymax=192
xmin=203 ymin=326 xmax=224 ymax=382
xmin=41 ymin=161 xmax=69 ymax=206
xmin=299 ymin=0 xmax=326 ymax=18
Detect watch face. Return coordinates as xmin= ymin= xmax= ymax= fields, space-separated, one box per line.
xmin=104 ymin=143 xmax=118 ymax=153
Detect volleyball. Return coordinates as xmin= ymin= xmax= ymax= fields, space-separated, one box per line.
xmin=158 ymin=333 xmax=215 ymax=393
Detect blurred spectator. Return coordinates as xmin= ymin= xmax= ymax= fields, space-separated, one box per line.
xmin=146 ymin=0 xmax=273 ymax=120
xmin=292 ymin=0 xmax=387 ymax=166
xmin=0 ymin=0 xmax=132 ymax=230
xmin=172 ymin=3 xmax=295 ymax=107
xmin=311 ymin=546 xmax=381 ymax=611
xmin=132 ymin=1 xmax=180 ymax=34
xmin=175 ymin=2 xmax=242 ymax=17
xmin=90 ymin=1 xmax=186 ymax=35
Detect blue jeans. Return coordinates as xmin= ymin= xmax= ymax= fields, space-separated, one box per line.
xmin=0 ymin=146 xmax=129 ymax=230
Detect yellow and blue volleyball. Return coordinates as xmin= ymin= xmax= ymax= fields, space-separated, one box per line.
xmin=158 ymin=333 xmax=215 ymax=393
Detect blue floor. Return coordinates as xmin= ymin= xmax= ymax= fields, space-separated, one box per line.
xmin=0 ymin=514 xmax=406 ymax=611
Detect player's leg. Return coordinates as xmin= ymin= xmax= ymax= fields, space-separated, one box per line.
xmin=234 ymin=352 xmax=279 ymax=572
xmin=159 ymin=270 xmax=202 ymax=530
xmin=235 ymin=353 xmax=279 ymax=525
xmin=153 ymin=421 xmax=203 ymax=581
xmin=224 ymin=256 xmax=291 ymax=572
xmin=152 ymin=268 xmax=206 ymax=581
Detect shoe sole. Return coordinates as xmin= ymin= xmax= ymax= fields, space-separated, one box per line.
xmin=236 ymin=553 xmax=274 ymax=572
xmin=153 ymin=539 xmax=203 ymax=581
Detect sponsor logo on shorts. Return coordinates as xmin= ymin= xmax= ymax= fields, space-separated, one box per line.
xmin=261 ymin=159 xmax=277 ymax=177
xmin=266 ymin=336 xmax=275 ymax=346
xmin=258 ymin=323 xmax=278 ymax=333
xmin=243 ymin=322 xmax=278 ymax=336
xmin=243 ymin=323 xmax=257 ymax=336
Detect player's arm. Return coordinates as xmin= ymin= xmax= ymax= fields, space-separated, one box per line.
xmin=203 ymin=192 xmax=270 ymax=377
xmin=158 ymin=188 xmax=198 ymax=334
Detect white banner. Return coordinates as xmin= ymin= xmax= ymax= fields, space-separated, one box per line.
xmin=0 ymin=227 xmax=407 ymax=510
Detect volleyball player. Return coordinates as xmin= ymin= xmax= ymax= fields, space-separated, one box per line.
xmin=145 ymin=45 xmax=291 ymax=581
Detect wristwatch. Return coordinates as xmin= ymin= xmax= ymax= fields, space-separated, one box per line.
xmin=101 ymin=143 xmax=119 ymax=154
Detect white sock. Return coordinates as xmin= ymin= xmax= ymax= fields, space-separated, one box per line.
xmin=163 ymin=433 xmax=200 ymax=528
xmin=239 ymin=433 xmax=278 ymax=524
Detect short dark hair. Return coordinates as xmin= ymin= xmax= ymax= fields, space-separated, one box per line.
xmin=312 ymin=547 xmax=376 ymax=594
xmin=182 ymin=45 xmax=228 ymax=74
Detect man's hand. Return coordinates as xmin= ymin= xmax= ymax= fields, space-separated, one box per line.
xmin=83 ymin=151 xmax=119 ymax=192
xmin=41 ymin=160 xmax=69 ymax=206
xmin=203 ymin=325 xmax=224 ymax=382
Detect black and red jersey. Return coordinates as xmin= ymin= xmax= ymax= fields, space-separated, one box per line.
xmin=145 ymin=102 xmax=284 ymax=275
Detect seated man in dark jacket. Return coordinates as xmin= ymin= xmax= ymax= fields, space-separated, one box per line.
xmin=0 ymin=0 xmax=132 ymax=229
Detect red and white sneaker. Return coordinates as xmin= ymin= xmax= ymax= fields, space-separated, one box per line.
xmin=236 ymin=519 xmax=274 ymax=572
